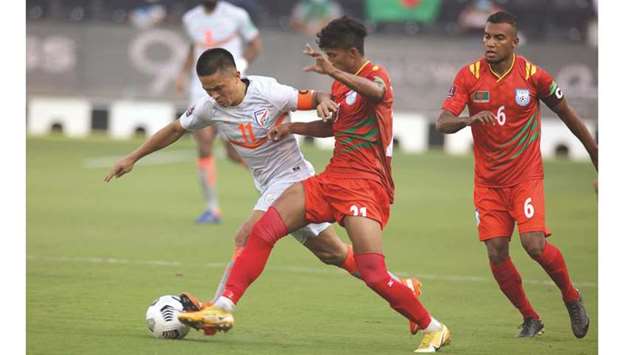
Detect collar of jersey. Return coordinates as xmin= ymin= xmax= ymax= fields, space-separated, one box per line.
xmin=488 ymin=54 xmax=515 ymax=82
xmin=353 ymin=60 xmax=371 ymax=76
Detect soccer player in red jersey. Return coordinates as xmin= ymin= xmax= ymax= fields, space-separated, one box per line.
xmin=178 ymin=17 xmax=451 ymax=353
xmin=437 ymin=11 xmax=597 ymax=338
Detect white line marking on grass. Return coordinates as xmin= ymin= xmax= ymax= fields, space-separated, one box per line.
xmin=83 ymin=148 xmax=228 ymax=168
xmin=27 ymin=255 xmax=596 ymax=289
xmin=83 ymin=149 xmax=196 ymax=169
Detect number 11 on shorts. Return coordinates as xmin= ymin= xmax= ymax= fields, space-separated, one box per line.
xmin=350 ymin=205 xmax=367 ymax=217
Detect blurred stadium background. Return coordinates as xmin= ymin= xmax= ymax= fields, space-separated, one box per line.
xmin=26 ymin=0 xmax=598 ymax=159
xmin=26 ymin=1 xmax=598 ymax=355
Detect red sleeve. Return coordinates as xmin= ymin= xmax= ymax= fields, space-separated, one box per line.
xmin=532 ymin=65 xmax=565 ymax=108
xmin=441 ymin=66 xmax=470 ymax=116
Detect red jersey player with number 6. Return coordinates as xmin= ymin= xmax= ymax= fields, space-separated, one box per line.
xmin=438 ymin=11 xmax=597 ymax=338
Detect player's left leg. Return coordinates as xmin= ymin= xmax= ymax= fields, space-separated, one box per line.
xmin=341 ymin=215 xmax=450 ymax=353
xmin=299 ymin=225 xmax=423 ymax=333
xmin=514 ymin=179 xmax=589 ymax=338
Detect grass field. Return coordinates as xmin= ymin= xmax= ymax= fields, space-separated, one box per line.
xmin=27 ymin=135 xmax=597 ymax=355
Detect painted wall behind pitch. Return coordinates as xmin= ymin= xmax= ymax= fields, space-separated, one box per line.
xmin=27 ymin=23 xmax=597 ymax=120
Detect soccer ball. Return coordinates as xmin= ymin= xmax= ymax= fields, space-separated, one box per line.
xmin=145 ymin=295 xmax=190 ymax=339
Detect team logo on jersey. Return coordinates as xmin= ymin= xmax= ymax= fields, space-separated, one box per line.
xmin=253 ymin=108 xmax=269 ymax=128
xmin=345 ymin=90 xmax=358 ymax=105
xmin=185 ymin=105 xmax=195 ymax=117
xmin=515 ymin=89 xmax=530 ymax=106
xmin=471 ymin=91 xmax=490 ymax=103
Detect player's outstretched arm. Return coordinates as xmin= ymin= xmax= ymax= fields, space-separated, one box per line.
xmin=436 ymin=109 xmax=496 ymax=134
xmin=104 ymin=120 xmax=187 ymax=182
xmin=268 ymin=120 xmax=334 ymax=141
xmin=303 ymin=44 xmax=384 ymax=101
xmin=549 ymin=100 xmax=598 ymax=170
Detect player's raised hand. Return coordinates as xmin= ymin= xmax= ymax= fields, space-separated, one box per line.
xmin=303 ymin=44 xmax=335 ymax=76
xmin=104 ymin=156 xmax=136 ymax=182
xmin=316 ymin=100 xmax=339 ymax=122
xmin=268 ymin=122 xmax=292 ymax=142
xmin=468 ymin=111 xmax=496 ymax=126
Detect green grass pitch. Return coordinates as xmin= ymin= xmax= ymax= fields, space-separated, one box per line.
xmin=27 ymin=135 xmax=597 ymax=354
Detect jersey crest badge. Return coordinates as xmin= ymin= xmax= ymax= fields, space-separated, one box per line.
xmin=515 ymin=89 xmax=530 ymax=107
xmin=253 ymin=108 xmax=269 ymax=128
xmin=471 ymin=91 xmax=490 ymax=103
xmin=345 ymin=90 xmax=358 ymax=106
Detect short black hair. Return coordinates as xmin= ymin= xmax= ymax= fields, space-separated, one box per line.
xmin=196 ymin=48 xmax=236 ymax=76
xmin=487 ymin=11 xmax=518 ymax=30
xmin=316 ymin=16 xmax=367 ymax=55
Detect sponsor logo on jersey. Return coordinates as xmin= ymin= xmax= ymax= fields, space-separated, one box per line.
xmin=471 ymin=90 xmax=490 ymax=103
xmin=515 ymin=88 xmax=530 ymax=106
xmin=185 ymin=105 xmax=195 ymax=117
xmin=253 ymin=108 xmax=269 ymax=128
xmin=345 ymin=90 xmax=358 ymax=105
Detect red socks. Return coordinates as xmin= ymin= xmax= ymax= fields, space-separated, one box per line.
xmin=355 ymin=253 xmax=431 ymax=328
xmin=533 ymin=242 xmax=580 ymax=302
xmin=490 ymin=258 xmax=540 ymax=320
xmin=222 ymin=207 xmax=288 ymax=303
xmin=339 ymin=245 xmax=361 ymax=277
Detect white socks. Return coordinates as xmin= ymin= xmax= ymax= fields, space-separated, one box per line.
xmin=422 ymin=317 xmax=442 ymax=333
xmin=214 ymin=296 xmax=235 ymax=313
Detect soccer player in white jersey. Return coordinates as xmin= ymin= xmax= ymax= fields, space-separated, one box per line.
xmin=176 ymin=0 xmax=262 ymax=224
xmin=106 ymin=48 xmax=422 ymax=336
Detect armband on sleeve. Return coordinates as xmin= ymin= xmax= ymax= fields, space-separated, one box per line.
xmin=296 ymin=90 xmax=315 ymax=110
xmin=541 ymin=81 xmax=565 ymax=108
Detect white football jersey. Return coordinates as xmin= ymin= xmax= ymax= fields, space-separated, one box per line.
xmin=182 ymin=2 xmax=259 ymax=101
xmin=179 ymin=76 xmax=315 ymax=192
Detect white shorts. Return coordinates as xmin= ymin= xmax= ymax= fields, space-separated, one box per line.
xmin=254 ymin=179 xmax=330 ymax=244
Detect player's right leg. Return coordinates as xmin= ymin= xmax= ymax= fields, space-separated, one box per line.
xmin=341 ymin=215 xmax=450 ymax=353
xmin=475 ymin=184 xmax=542 ymax=337
xmin=178 ymin=182 xmax=309 ymax=331
xmin=193 ymin=126 xmax=221 ymax=224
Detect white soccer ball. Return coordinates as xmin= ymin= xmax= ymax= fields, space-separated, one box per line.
xmin=145 ymin=295 xmax=190 ymax=339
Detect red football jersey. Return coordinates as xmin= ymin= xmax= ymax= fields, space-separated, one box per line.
xmin=323 ymin=61 xmax=396 ymax=202
xmin=442 ymin=54 xmax=563 ymax=187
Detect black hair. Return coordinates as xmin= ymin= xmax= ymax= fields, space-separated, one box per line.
xmin=487 ymin=11 xmax=518 ymax=30
xmin=196 ymin=48 xmax=236 ymax=76
xmin=316 ymin=16 xmax=367 ymax=55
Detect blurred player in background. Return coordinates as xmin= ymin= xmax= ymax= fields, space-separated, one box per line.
xmin=178 ymin=17 xmax=451 ymax=353
xmin=176 ymin=0 xmax=262 ymax=224
xmin=437 ymin=11 xmax=597 ymax=338
xmin=106 ymin=47 xmax=422 ymax=335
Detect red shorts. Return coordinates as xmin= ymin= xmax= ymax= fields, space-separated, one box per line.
xmin=473 ymin=179 xmax=551 ymax=241
xmin=303 ymin=173 xmax=391 ymax=229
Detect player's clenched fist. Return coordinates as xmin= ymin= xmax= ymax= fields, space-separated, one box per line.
xmin=467 ymin=110 xmax=496 ymax=126
xmin=104 ymin=156 xmax=136 ymax=182
xmin=268 ymin=122 xmax=292 ymax=142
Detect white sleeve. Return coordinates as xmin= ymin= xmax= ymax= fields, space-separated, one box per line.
xmin=237 ymin=10 xmax=259 ymax=41
xmin=178 ymin=96 xmax=215 ymax=131
xmin=269 ymin=80 xmax=299 ymax=113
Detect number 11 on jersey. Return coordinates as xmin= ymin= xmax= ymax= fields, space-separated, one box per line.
xmin=238 ymin=123 xmax=256 ymax=144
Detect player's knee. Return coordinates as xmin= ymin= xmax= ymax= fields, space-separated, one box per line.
xmin=523 ymin=240 xmax=545 ymax=258
xmin=486 ymin=245 xmax=509 ymax=264
xmin=356 ymin=256 xmax=389 ymax=288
